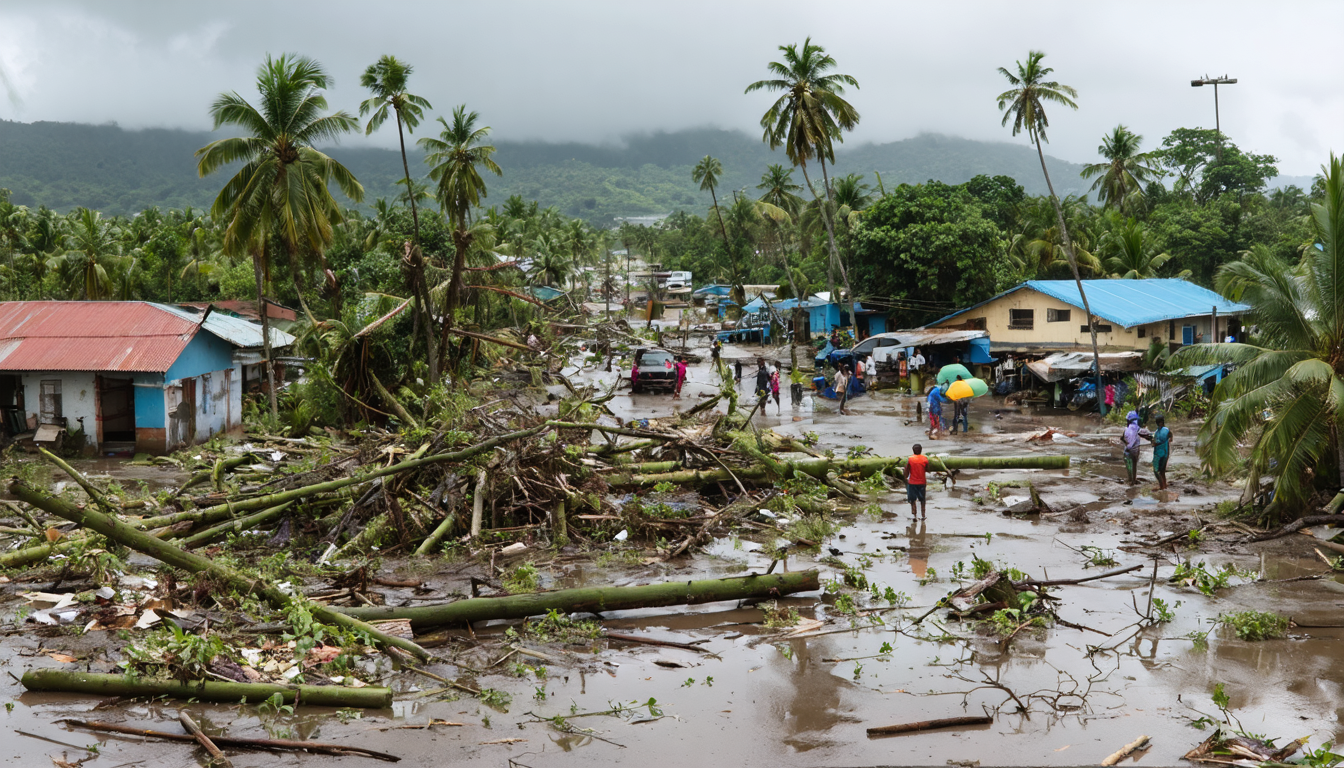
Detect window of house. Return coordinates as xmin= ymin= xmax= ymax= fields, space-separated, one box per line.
xmin=1138 ymin=326 xmax=1147 ymax=338
xmin=1008 ymin=309 xmax=1034 ymax=329
xmin=1046 ymin=308 xmax=1071 ymax=323
xmin=201 ymin=374 xmax=211 ymax=415
xmin=1083 ymin=324 xmax=1114 ymax=334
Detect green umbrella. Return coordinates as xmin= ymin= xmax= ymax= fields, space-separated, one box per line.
xmin=936 ymin=364 xmax=973 ymax=385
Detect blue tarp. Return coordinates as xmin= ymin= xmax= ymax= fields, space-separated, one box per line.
xmin=931 ymin=279 xmax=1250 ymax=329
xmin=693 ymin=284 xmax=732 ymax=296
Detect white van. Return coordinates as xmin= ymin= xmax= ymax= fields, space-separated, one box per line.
xmin=665 ymin=271 xmax=692 ymax=290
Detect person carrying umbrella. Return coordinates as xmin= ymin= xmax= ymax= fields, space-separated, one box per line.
xmin=925 ymin=384 xmax=943 ymax=439
xmin=949 ymin=375 xmax=970 ymax=434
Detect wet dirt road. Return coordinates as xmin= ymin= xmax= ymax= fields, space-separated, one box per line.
xmin=4 ymin=348 xmax=1344 ymax=767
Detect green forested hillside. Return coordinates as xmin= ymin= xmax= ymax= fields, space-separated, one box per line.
xmin=0 ymin=119 xmax=1095 ymax=222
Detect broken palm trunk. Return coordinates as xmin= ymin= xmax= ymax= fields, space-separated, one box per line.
xmin=335 ymin=571 xmax=820 ymax=629
xmin=607 ymin=454 xmax=1070 ymax=488
xmin=22 ymin=670 xmax=391 ymax=708
xmin=9 ymin=480 xmax=430 ymax=662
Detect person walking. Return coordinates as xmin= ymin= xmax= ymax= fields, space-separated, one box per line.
xmin=673 ymin=356 xmax=688 ymax=399
xmin=950 ymin=375 xmax=970 ymax=434
xmin=902 ymin=443 xmax=930 ymax=519
xmin=754 ymin=359 xmax=771 ymax=413
xmin=734 ymin=359 xmax=743 ymax=388
xmin=711 ymin=338 xmax=722 ymax=366
xmin=926 ymin=385 xmax=943 ymax=439
xmin=789 ymin=366 xmax=805 ymax=406
xmin=1122 ymin=410 xmax=1149 ymax=485
xmin=1151 ymin=415 xmax=1172 ymax=491
xmin=770 ymin=364 xmax=782 ymax=414
xmin=834 ymin=365 xmax=851 ymax=415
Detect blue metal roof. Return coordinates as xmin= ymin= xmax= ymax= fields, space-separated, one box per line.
xmin=693 ymin=284 xmax=732 ymax=296
xmin=743 ymin=296 xmax=866 ymax=313
xmin=931 ymin=279 xmax=1249 ymax=329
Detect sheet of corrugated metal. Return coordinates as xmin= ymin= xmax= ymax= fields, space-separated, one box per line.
xmin=0 ymin=301 xmax=196 ymax=372
xmin=157 ymin=304 xmax=295 ymax=349
xmin=1026 ymin=279 xmax=1250 ymax=328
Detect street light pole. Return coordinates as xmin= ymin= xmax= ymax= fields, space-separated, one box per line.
xmin=1190 ymin=75 xmax=1237 ymax=162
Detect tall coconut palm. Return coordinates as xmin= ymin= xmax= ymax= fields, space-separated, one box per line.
xmin=997 ymin=50 xmax=1105 ymax=412
xmin=693 ymin=155 xmax=732 ymax=251
xmin=1081 ymin=125 xmax=1162 ymax=212
xmin=359 ymin=55 xmax=438 ymax=376
xmin=196 ymin=53 xmax=364 ymax=417
xmin=1171 ymin=156 xmax=1344 ymax=519
xmin=52 ymin=207 xmax=120 ymax=300
xmin=745 ymin=37 xmax=861 ymax=329
xmin=419 ymin=105 xmax=502 ymax=364
xmin=756 ymin=164 xmax=805 ymax=320
xmin=1099 ymin=216 xmax=1185 ymax=279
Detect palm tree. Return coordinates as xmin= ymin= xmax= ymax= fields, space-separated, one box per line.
xmin=997 ymin=50 xmax=1105 ymax=412
xmin=1080 ymin=125 xmax=1162 ymax=212
xmin=1009 ymin=196 xmax=1102 ymax=277
xmin=1099 ymin=216 xmax=1184 ymax=279
xmin=1170 ymin=156 xmax=1344 ymax=519
xmin=359 ymin=55 xmax=438 ymax=376
xmin=692 ymin=155 xmax=733 ymax=253
xmin=756 ymin=164 xmax=805 ymax=315
xmin=196 ymin=53 xmax=364 ymax=417
xmin=419 ymin=105 xmax=502 ymax=364
xmin=52 ymin=208 xmax=120 ymax=300
xmin=746 ymin=37 xmax=861 ymax=330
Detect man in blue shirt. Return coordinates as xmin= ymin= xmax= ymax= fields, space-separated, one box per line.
xmin=1151 ymin=415 xmax=1172 ymax=490
xmin=926 ymin=386 xmax=943 ymax=440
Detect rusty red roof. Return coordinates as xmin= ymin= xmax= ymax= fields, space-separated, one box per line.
xmin=0 ymin=302 xmax=199 ymax=373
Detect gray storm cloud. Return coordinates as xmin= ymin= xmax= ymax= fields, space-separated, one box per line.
xmin=0 ymin=0 xmax=1338 ymax=175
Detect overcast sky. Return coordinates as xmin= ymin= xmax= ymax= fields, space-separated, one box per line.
xmin=0 ymin=0 xmax=1338 ymax=176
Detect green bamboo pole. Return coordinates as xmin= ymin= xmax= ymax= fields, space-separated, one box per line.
xmin=177 ymin=502 xmax=294 ymax=550
xmin=9 ymin=480 xmax=430 ymax=662
xmin=414 ymin=508 xmax=458 ymax=556
xmin=335 ymin=570 xmax=820 ymax=629
xmin=21 ymin=670 xmax=391 ymax=708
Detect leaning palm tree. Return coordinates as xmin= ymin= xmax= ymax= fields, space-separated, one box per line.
xmin=1170 ymin=156 xmax=1344 ymax=519
xmin=997 ymin=50 xmax=1105 ymax=411
xmin=419 ymin=105 xmax=502 ymax=364
xmin=1099 ymin=216 xmax=1185 ymax=279
xmin=1080 ymin=125 xmax=1162 ymax=212
xmin=693 ymin=155 xmax=733 ymax=252
xmin=756 ymin=164 xmax=806 ymax=323
xmin=746 ymin=37 xmax=861 ymax=331
xmin=359 ymin=55 xmax=438 ymax=376
xmin=196 ymin=53 xmax=364 ymax=417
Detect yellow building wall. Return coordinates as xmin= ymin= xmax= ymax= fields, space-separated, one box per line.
xmin=930 ymin=288 xmax=1223 ymax=351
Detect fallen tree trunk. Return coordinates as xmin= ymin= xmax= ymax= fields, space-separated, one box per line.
xmin=24 ymin=670 xmax=391 ymax=708
xmin=10 ymin=481 xmax=429 ymax=662
xmin=866 ymin=715 xmax=993 ymax=735
xmin=177 ymin=502 xmax=294 ymax=550
xmin=335 ymin=571 xmax=820 ymax=629
xmin=60 ymin=719 xmax=399 ymax=762
xmin=1245 ymin=515 xmax=1344 ymax=543
xmin=607 ymin=454 xmax=1070 ymax=487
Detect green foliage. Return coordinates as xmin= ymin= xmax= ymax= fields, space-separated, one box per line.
xmin=1170 ymin=561 xmax=1251 ymax=595
xmin=506 ymin=609 xmax=601 ymax=644
xmin=850 ymin=179 xmax=1017 ymax=328
xmin=503 ymin=561 xmax=541 ymax=594
xmin=1151 ymin=597 xmax=1180 ymax=623
xmin=1217 ymin=610 xmax=1289 ymax=641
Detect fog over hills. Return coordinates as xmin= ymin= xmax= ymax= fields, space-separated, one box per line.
xmin=0 ymin=119 xmax=1300 ymax=223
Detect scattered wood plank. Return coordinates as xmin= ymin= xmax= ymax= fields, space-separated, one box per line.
xmin=866 ymin=715 xmax=993 ymax=736
xmin=60 ymin=719 xmax=399 ymax=762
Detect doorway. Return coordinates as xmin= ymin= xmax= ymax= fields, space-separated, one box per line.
xmin=97 ymin=376 xmax=136 ymax=444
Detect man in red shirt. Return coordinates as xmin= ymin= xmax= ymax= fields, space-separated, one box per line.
xmin=903 ymin=443 xmax=930 ymax=519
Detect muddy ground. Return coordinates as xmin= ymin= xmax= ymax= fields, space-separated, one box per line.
xmin=3 ymin=341 xmax=1342 ymax=767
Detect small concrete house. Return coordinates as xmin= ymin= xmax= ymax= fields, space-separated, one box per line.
xmin=928 ymin=279 xmax=1250 ymax=353
xmin=0 ymin=301 xmax=294 ymax=453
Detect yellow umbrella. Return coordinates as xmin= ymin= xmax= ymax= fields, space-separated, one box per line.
xmin=945 ymin=379 xmax=976 ymax=400
xmin=946 ymin=378 xmax=989 ymax=400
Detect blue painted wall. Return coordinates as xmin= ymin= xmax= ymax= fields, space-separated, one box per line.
xmin=165 ymin=330 xmax=235 ymax=382
xmin=133 ymin=374 xmax=165 ymax=428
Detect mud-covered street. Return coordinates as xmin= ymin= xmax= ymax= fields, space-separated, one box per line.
xmin=3 ymin=342 xmax=1342 ymax=768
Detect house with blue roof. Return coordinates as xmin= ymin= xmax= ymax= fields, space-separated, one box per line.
xmin=742 ymin=295 xmax=869 ymax=337
xmin=928 ymin=279 xmax=1250 ymax=353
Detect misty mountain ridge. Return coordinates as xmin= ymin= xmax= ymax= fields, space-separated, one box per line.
xmin=0 ymin=119 xmax=1300 ymax=223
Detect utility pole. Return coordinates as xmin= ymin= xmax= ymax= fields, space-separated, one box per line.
xmin=1190 ymin=75 xmax=1237 ymax=162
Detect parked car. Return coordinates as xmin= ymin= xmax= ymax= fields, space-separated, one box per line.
xmin=819 ymin=333 xmax=905 ymax=369
xmin=665 ymin=271 xmax=692 ymax=290
xmin=632 ymin=347 xmax=677 ymax=393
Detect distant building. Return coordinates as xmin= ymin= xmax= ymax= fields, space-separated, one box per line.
xmin=927 ymin=279 xmax=1250 ymax=353
xmin=0 ymin=302 xmax=294 ymax=453
xmin=743 ymin=295 xmax=868 ymax=336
